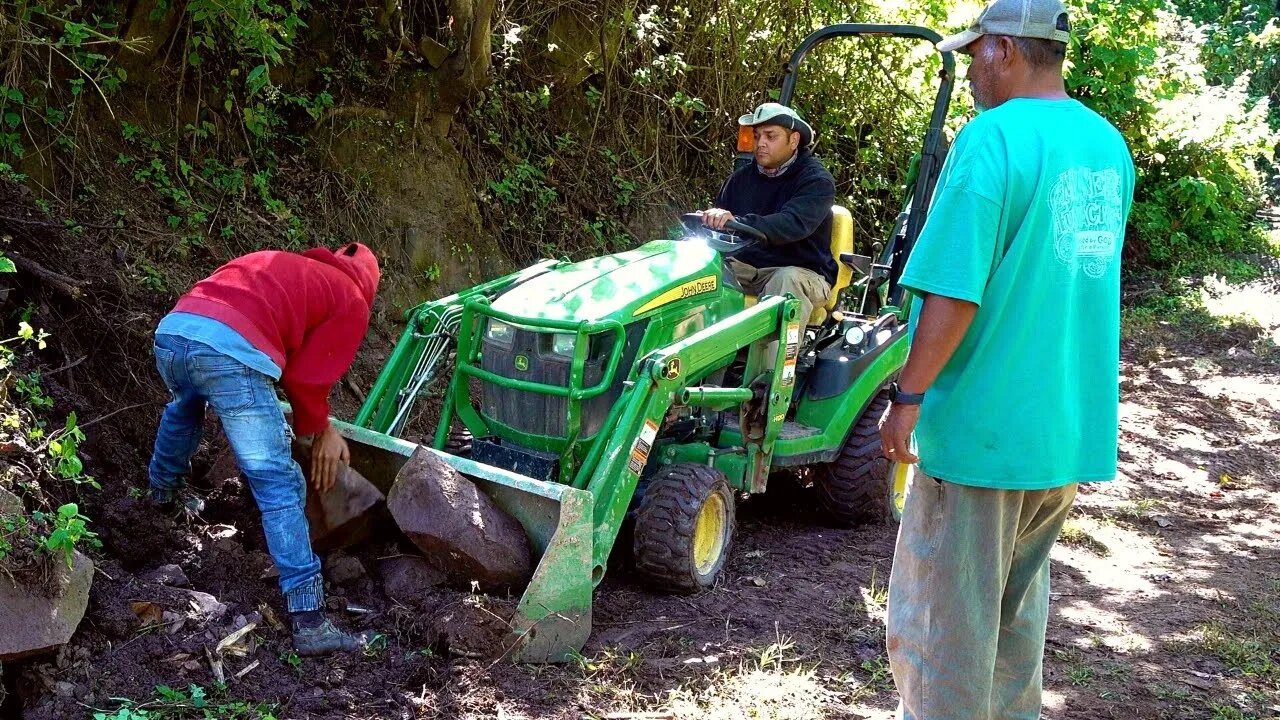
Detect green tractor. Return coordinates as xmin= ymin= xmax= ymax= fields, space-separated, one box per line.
xmin=332 ymin=23 xmax=954 ymax=662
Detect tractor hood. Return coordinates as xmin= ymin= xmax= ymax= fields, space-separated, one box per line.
xmin=490 ymin=239 xmax=729 ymax=323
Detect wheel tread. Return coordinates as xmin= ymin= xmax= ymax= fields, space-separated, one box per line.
xmin=814 ymin=391 xmax=893 ymax=526
xmin=633 ymin=463 xmax=736 ymax=594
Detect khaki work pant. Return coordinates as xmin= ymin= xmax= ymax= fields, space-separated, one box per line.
xmin=886 ymin=472 xmax=1078 ymax=720
xmin=728 ymin=259 xmax=832 ymax=326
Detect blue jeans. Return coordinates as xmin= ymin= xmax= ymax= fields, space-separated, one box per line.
xmin=148 ymin=334 xmax=323 ymax=613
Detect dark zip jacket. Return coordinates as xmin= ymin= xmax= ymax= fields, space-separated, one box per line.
xmin=714 ymin=153 xmax=837 ymax=285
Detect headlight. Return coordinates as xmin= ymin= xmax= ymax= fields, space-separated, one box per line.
xmin=844 ymin=326 xmax=866 ymax=347
xmin=551 ymin=333 xmax=576 ymax=356
xmin=486 ymin=320 xmax=513 ymax=343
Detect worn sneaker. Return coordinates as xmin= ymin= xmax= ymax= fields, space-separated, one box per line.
xmin=148 ymin=487 xmax=206 ymax=518
xmin=291 ymin=616 xmax=370 ymax=657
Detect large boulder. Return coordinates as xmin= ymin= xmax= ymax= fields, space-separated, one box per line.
xmin=0 ymin=550 xmax=93 ymax=661
xmin=387 ymin=448 xmax=532 ymax=591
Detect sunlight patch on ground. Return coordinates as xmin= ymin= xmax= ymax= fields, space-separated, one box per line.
xmin=1192 ymin=375 xmax=1280 ymax=407
xmin=1151 ymin=456 xmax=1209 ymax=484
xmin=1118 ymin=399 xmax=1160 ymax=424
xmin=1055 ymin=599 xmax=1134 ymax=637
xmin=1199 ymin=276 xmax=1280 ymax=343
xmin=664 ymin=665 xmax=840 ymax=720
xmin=1191 ymin=524 xmax=1280 ymax=559
xmin=1041 ymin=688 xmax=1066 ymax=713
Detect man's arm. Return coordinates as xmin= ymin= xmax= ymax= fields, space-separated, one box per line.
xmin=701 ymin=176 xmax=738 ymax=230
xmin=280 ymin=299 xmax=370 ymax=492
xmin=878 ymin=294 xmax=978 ymax=463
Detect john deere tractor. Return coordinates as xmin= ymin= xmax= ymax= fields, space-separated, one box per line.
xmin=330 ymin=24 xmax=954 ymax=662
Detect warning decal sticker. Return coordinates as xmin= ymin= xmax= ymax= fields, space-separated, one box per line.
xmin=628 ymin=419 xmax=660 ymax=475
xmin=785 ymin=322 xmax=801 ymax=361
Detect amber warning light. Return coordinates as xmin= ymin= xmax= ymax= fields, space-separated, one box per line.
xmin=737 ymin=125 xmax=756 ymax=153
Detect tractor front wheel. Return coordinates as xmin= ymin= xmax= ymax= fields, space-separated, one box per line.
xmin=814 ymin=390 xmax=906 ymax=526
xmin=633 ymin=463 xmax=736 ymax=594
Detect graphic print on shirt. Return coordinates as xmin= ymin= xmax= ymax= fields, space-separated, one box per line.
xmin=1049 ymin=167 xmax=1123 ymax=279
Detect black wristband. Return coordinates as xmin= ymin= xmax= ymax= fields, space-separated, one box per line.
xmin=889 ymin=381 xmax=925 ymax=405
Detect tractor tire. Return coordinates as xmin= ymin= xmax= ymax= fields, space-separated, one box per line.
xmin=814 ymin=390 xmax=900 ymax=527
xmin=633 ymin=463 xmax=736 ymax=594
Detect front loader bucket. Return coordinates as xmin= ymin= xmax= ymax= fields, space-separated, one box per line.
xmin=330 ymin=418 xmax=595 ymax=663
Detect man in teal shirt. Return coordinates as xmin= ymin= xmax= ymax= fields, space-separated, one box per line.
xmin=877 ymin=0 xmax=1135 ymax=717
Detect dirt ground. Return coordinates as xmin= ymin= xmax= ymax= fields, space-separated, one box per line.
xmin=2 ymin=183 xmax=1278 ymax=718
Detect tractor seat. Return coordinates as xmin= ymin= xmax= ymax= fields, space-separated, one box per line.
xmin=742 ymin=205 xmax=855 ymax=326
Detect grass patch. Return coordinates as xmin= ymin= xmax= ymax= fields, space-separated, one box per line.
xmin=1152 ymin=683 xmax=1193 ymax=702
xmin=1053 ymin=649 xmax=1095 ymax=687
xmin=1058 ymin=518 xmax=1111 ymax=557
xmin=1198 ymin=620 xmax=1279 ymax=680
xmin=663 ymin=664 xmax=839 ymax=720
xmin=1209 ymin=702 xmax=1256 ymax=720
xmin=1111 ymin=498 xmax=1164 ymax=523
xmin=660 ymin=636 xmax=843 ymax=720
xmin=1121 ymin=262 xmax=1280 ymax=362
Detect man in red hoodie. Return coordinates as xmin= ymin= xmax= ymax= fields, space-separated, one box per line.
xmin=147 ymin=243 xmax=380 ymax=656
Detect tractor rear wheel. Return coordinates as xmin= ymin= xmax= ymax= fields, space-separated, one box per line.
xmin=814 ymin=390 xmax=906 ymax=526
xmin=633 ymin=463 xmax=736 ymax=594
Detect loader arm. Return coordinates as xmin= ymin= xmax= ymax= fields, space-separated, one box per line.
xmin=577 ymin=294 xmax=803 ymax=572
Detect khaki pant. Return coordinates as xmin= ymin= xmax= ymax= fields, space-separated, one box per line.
xmin=728 ymin=259 xmax=831 ymax=326
xmin=887 ymin=472 xmax=1078 ymax=720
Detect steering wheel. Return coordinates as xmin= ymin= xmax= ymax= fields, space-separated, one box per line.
xmin=679 ymin=213 xmax=769 ymax=254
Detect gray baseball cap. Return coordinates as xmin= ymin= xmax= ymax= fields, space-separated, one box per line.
xmin=738 ymin=102 xmax=815 ymax=149
xmin=937 ymin=0 xmax=1071 ymax=53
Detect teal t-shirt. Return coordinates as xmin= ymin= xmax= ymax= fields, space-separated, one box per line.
xmin=900 ymin=98 xmax=1135 ymax=490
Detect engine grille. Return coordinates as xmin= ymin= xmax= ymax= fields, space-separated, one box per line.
xmin=479 ymin=324 xmax=642 ymax=438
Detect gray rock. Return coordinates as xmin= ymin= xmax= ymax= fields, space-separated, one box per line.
xmin=143 ymin=563 xmax=189 ymax=588
xmin=0 ymin=550 xmax=94 ymax=661
xmin=182 ymin=590 xmax=228 ymax=624
xmin=324 ymin=554 xmax=366 ymax=585
xmin=0 ymin=487 xmax=22 ymax=516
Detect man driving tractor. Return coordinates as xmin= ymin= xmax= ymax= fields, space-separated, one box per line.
xmin=701 ymin=102 xmax=837 ymax=326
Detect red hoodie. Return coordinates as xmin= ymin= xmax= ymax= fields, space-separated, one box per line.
xmin=172 ymin=244 xmax=381 ymax=435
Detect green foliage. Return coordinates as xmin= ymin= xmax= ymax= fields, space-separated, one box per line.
xmin=94 ymin=683 xmax=278 ymax=719
xmin=35 ymin=502 xmax=99 ymax=568
xmin=1 ymin=0 xmax=328 ymax=263
xmin=1065 ymin=0 xmax=1279 ymax=277
xmin=0 ymin=512 xmax=30 ymax=564
xmin=0 ymin=316 xmax=99 ymax=575
xmin=279 ymin=649 xmax=302 ymax=674
xmin=1199 ymin=619 xmax=1279 ymax=679
xmin=474 ymin=0 xmax=953 ymax=264
xmin=0 ymin=3 xmax=135 ymax=161
xmin=49 ymin=412 xmax=97 ymax=488
xmin=362 ymin=632 xmax=389 ymax=658
xmin=1 ymin=0 xmax=1276 ymax=287
xmin=14 ymin=371 xmax=54 ymax=409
